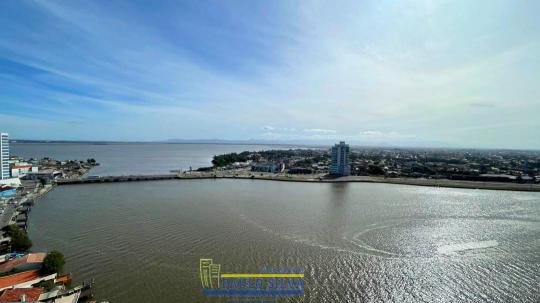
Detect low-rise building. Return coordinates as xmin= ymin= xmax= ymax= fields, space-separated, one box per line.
xmin=0 ymin=287 xmax=43 ymax=302
xmin=22 ymin=169 xmax=62 ymax=181
xmin=10 ymin=164 xmax=38 ymax=178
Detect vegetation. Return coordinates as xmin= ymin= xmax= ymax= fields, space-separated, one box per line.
xmin=212 ymin=149 xmax=329 ymax=167
xmin=38 ymin=178 xmax=47 ymax=187
xmin=41 ymin=250 xmax=65 ymax=275
xmin=33 ymin=279 xmax=56 ymax=291
xmin=257 ymin=149 xmax=326 ymax=161
xmin=3 ymin=225 xmax=32 ymax=252
xmin=196 ymin=166 xmax=214 ymax=172
xmin=367 ymin=165 xmax=385 ymax=175
xmin=212 ymin=151 xmax=251 ymax=167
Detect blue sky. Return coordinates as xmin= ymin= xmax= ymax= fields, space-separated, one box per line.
xmin=0 ymin=0 xmax=539 ymax=149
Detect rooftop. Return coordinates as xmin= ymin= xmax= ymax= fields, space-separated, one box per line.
xmin=0 ymin=270 xmax=41 ymax=289
xmin=0 ymin=287 xmax=43 ymax=302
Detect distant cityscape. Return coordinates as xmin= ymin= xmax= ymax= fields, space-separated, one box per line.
xmin=3 ymin=133 xmax=540 ymax=186
xmin=210 ymin=141 xmax=540 ymax=184
xmin=1 ymin=132 xmax=539 ymax=302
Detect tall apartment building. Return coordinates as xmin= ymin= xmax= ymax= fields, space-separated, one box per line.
xmin=329 ymin=141 xmax=351 ymax=176
xmin=0 ymin=133 xmax=9 ymax=179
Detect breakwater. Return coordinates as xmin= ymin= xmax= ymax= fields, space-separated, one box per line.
xmin=56 ymin=174 xmax=178 ymax=184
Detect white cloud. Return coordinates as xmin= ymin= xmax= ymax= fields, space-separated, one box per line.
xmin=303 ymin=129 xmax=337 ymax=134
xmin=1 ymin=1 xmax=539 ymax=148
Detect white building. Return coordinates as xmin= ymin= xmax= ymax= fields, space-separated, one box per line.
xmin=11 ymin=163 xmax=38 ymax=178
xmin=0 ymin=133 xmax=9 ymax=180
xmin=329 ymin=141 xmax=351 ymax=176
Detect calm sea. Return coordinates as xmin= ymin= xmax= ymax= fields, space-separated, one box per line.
xmin=20 ymin=144 xmax=540 ymax=302
xmin=11 ymin=142 xmax=297 ymax=175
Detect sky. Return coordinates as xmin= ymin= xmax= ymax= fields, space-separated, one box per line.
xmin=0 ymin=0 xmax=539 ymax=149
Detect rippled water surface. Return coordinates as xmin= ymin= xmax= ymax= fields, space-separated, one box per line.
xmin=11 ymin=143 xmax=295 ymax=175
xmin=28 ymin=180 xmax=539 ymax=302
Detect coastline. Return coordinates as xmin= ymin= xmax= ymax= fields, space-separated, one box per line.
xmin=19 ymin=164 xmax=539 ymax=302
xmin=0 ymin=160 xmax=97 ymax=301
xmin=55 ymin=173 xmax=540 ymax=192
xmin=179 ymin=174 xmax=540 ymax=192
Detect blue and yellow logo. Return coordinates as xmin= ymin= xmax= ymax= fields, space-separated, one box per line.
xmin=200 ymin=258 xmax=304 ymax=297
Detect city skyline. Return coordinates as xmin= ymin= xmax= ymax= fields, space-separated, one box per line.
xmin=1 ymin=1 xmax=539 ymax=149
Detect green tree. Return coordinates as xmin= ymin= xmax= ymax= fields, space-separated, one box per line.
xmin=41 ymin=251 xmax=65 ymax=275
xmin=38 ymin=178 xmax=47 ymax=187
xmin=4 ymin=225 xmax=32 ymax=252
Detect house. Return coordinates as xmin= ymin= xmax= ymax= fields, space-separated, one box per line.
xmin=0 ymin=253 xmax=47 ymax=275
xmin=0 ymin=287 xmax=43 ymax=303
xmin=0 ymin=270 xmax=57 ymax=291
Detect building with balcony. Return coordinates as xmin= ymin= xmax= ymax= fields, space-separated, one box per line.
xmin=0 ymin=133 xmax=9 ymax=180
xmin=329 ymin=141 xmax=351 ymax=176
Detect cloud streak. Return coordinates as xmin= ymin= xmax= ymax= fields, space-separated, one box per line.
xmin=0 ymin=0 xmax=539 ymax=148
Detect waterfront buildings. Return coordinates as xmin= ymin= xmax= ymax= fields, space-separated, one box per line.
xmin=10 ymin=163 xmax=37 ymax=178
xmin=329 ymin=141 xmax=351 ymax=176
xmin=0 ymin=134 xmax=8 ymax=180
xmin=22 ymin=169 xmax=62 ymax=181
xmin=212 ymin=146 xmax=539 ymax=182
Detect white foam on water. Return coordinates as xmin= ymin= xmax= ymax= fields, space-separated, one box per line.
xmin=437 ymin=240 xmax=499 ymax=254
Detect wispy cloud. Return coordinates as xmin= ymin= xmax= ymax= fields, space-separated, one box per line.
xmin=303 ymin=129 xmax=337 ymax=134
xmin=0 ymin=0 xmax=539 ymax=148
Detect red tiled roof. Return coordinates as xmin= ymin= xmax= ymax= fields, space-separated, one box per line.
xmin=0 ymin=270 xmax=41 ymax=289
xmin=55 ymin=274 xmax=71 ymax=285
xmin=0 ymin=254 xmax=46 ymax=274
xmin=12 ymin=165 xmax=32 ymax=169
xmin=0 ymin=287 xmax=42 ymax=302
xmin=25 ymin=254 xmax=46 ymax=264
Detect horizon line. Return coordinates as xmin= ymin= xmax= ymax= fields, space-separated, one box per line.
xmin=7 ymin=138 xmax=540 ymax=152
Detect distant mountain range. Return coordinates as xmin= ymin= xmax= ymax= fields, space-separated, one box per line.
xmin=10 ymin=138 xmax=323 ymax=147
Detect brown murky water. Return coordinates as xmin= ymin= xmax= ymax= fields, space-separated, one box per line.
xmin=28 ymin=180 xmax=539 ymax=302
